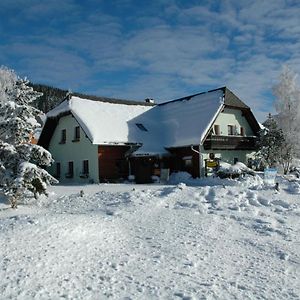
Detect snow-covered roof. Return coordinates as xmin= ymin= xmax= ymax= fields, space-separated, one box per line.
xmin=42 ymin=87 xmax=258 ymax=156
xmin=157 ymin=89 xmax=224 ymax=147
xmin=131 ymin=89 xmax=225 ymax=155
xmin=48 ymin=96 xmax=154 ymax=144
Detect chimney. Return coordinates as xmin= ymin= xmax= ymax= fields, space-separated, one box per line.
xmin=145 ymin=98 xmax=155 ymax=104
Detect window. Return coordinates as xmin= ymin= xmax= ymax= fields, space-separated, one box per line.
xmin=73 ymin=126 xmax=80 ymax=142
xmin=182 ymin=156 xmax=192 ymax=167
xmin=56 ymin=162 xmax=61 ymax=178
xmin=66 ymin=161 xmax=74 ymax=178
xmin=214 ymin=125 xmax=220 ymax=135
xmin=240 ymin=127 xmax=245 ymax=136
xmin=80 ymin=160 xmax=89 ymax=178
xmin=228 ymin=125 xmax=235 ymax=136
xmin=60 ymin=129 xmax=66 ymax=144
xmin=234 ymin=157 xmax=238 ymax=164
xmin=135 ymin=123 xmax=148 ymax=132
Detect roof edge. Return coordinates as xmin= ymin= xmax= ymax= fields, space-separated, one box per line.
xmin=71 ymin=92 xmax=155 ymax=106
xmin=159 ymin=86 xmax=226 ymax=107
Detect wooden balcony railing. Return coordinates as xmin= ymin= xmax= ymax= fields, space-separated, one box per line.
xmin=203 ymin=135 xmax=257 ymax=150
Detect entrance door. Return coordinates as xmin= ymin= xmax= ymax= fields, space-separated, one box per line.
xmin=134 ymin=158 xmax=154 ymax=184
xmin=98 ymin=146 xmax=130 ymax=182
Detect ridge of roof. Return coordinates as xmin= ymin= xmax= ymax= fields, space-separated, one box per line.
xmin=158 ymin=86 xmax=251 ymax=110
xmin=71 ymin=92 xmax=155 ymax=106
xmin=158 ymin=86 xmax=226 ymax=106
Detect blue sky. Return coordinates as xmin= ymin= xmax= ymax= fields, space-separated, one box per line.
xmin=1 ymin=0 xmax=300 ymax=121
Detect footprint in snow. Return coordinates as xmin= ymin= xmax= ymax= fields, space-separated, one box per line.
xmin=272 ymin=199 xmax=290 ymax=209
xmin=174 ymin=292 xmax=194 ymax=300
xmin=257 ymin=196 xmax=271 ymax=206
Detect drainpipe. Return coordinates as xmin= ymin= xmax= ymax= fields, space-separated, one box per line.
xmin=191 ymin=145 xmax=202 ymax=178
xmin=125 ymin=144 xmax=141 ymax=176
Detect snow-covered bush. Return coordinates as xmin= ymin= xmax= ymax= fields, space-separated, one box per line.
xmin=216 ymin=162 xmax=255 ymax=179
xmin=0 ymin=66 xmax=57 ymax=208
xmin=289 ymin=167 xmax=300 ymax=179
xmin=168 ymin=171 xmax=193 ymax=184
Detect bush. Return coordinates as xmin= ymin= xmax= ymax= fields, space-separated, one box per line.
xmin=216 ymin=162 xmax=255 ymax=179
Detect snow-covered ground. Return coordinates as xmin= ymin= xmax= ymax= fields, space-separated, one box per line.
xmin=0 ymin=175 xmax=299 ymax=299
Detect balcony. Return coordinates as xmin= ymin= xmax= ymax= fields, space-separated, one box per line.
xmin=203 ymin=135 xmax=257 ymax=150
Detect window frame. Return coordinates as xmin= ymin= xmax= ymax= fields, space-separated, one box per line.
xmin=73 ymin=126 xmax=80 ymax=142
xmin=228 ymin=125 xmax=235 ymax=136
xmin=60 ymin=129 xmax=66 ymax=144
xmin=81 ymin=160 xmax=89 ymax=177
xmin=182 ymin=156 xmax=193 ymax=168
xmin=214 ymin=124 xmax=220 ymax=135
xmin=135 ymin=123 xmax=148 ymax=132
xmin=66 ymin=161 xmax=74 ymax=178
xmin=56 ymin=162 xmax=61 ymax=179
xmin=240 ymin=127 xmax=245 ymax=136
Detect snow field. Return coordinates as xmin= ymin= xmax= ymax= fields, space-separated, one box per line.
xmin=0 ymin=175 xmax=299 ymax=299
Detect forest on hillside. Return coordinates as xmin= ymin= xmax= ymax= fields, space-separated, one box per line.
xmin=31 ymin=84 xmax=68 ymax=113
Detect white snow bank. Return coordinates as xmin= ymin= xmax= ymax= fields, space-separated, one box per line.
xmin=0 ymin=178 xmax=299 ymax=299
xmin=218 ymin=161 xmax=254 ymax=175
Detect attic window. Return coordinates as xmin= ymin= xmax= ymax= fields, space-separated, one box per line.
xmin=60 ymin=129 xmax=66 ymax=144
xmin=73 ymin=126 xmax=80 ymax=142
xmin=136 ymin=123 xmax=148 ymax=132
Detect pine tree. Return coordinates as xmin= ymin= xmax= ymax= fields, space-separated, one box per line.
xmin=31 ymin=83 xmax=68 ymax=113
xmin=257 ymin=114 xmax=286 ymax=169
xmin=0 ymin=66 xmax=57 ymax=208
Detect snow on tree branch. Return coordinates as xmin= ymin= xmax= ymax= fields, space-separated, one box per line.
xmin=0 ymin=66 xmax=57 ymax=208
xmin=272 ymin=65 xmax=300 ymax=173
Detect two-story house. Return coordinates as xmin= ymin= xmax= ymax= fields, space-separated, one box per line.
xmin=38 ymin=87 xmax=260 ymax=183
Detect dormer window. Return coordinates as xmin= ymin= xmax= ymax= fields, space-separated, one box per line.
xmin=136 ymin=123 xmax=148 ymax=132
xmin=60 ymin=129 xmax=66 ymax=144
xmin=73 ymin=126 xmax=80 ymax=142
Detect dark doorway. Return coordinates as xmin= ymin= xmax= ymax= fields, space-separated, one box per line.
xmin=132 ymin=157 xmax=155 ymax=184
xmin=98 ymin=146 xmax=130 ymax=182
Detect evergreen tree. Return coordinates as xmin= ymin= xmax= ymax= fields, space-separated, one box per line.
xmin=31 ymin=83 xmax=68 ymax=113
xmin=257 ymin=114 xmax=286 ymax=169
xmin=0 ymin=66 xmax=57 ymax=208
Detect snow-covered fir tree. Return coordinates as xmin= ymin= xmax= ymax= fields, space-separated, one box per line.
xmin=257 ymin=114 xmax=286 ymax=169
xmin=0 ymin=66 xmax=57 ymax=208
xmin=273 ymin=65 xmax=300 ymax=172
